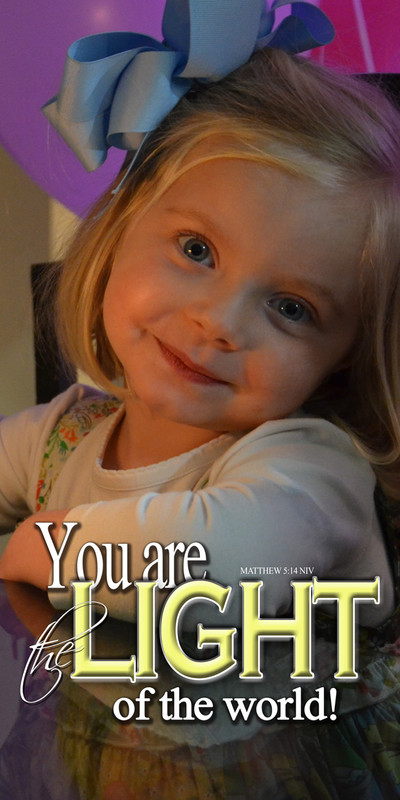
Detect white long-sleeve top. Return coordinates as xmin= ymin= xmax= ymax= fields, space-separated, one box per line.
xmin=0 ymin=384 xmax=394 ymax=627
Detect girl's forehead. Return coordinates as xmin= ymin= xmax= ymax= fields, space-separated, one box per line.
xmin=153 ymin=157 xmax=367 ymax=241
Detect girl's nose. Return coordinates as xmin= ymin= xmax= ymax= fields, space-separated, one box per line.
xmin=185 ymin=290 xmax=248 ymax=350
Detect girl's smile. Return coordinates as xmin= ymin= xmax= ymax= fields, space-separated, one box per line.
xmin=103 ymin=157 xmax=366 ymax=453
xmin=156 ymin=338 xmax=230 ymax=385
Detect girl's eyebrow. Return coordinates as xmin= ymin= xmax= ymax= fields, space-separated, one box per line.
xmin=163 ymin=206 xmax=224 ymax=237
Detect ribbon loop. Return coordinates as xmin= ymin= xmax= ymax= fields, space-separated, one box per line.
xmin=260 ymin=1 xmax=336 ymax=53
xmin=163 ymin=0 xmax=266 ymax=80
xmin=42 ymin=0 xmax=335 ymax=172
xmin=108 ymin=50 xmax=190 ymax=151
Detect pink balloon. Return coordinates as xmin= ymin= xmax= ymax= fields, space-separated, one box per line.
xmin=0 ymin=0 xmax=165 ymax=216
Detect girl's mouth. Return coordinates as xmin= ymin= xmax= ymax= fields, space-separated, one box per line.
xmin=156 ymin=339 xmax=227 ymax=385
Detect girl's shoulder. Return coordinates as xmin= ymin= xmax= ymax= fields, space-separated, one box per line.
xmin=0 ymin=384 xmax=122 ymax=522
xmin=1 ymin=383 xmax=118 ymax=431
xmin=35 ymin=384 xmax=122 ymax=511
xmin=42 ymin=383 xmax=122 ymax=458
xmin=51 ymin=384 xmax=122 ymax=434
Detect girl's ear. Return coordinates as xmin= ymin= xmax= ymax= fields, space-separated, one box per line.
xmin=332 ymin=356 xmax=352 ymax=374
xmin=333 ymin=343 xmax=358 ymax=373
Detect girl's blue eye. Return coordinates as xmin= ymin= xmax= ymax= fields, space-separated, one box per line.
xmin=179 ymin=236 xmax=214 ymax=267
xmin=268 ymin=297 xmax=310 ymax=323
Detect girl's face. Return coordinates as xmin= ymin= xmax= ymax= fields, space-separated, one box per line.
xmin=103 ymin=158 xmax=365 ymax=433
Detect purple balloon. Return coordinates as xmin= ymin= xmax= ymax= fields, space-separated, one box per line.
xmin=0 ymin=0 xmax=165 ymax=216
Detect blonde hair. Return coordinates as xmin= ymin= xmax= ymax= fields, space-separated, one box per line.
xmin=55 ymin=48 xmax=400 ymax=498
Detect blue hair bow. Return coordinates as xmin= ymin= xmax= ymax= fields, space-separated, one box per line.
xmin=42 ymin=0 xmax=334 ymax=172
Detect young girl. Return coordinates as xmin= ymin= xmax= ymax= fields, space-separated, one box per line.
xmin=0 ymin=10 xmax=400 ymax=798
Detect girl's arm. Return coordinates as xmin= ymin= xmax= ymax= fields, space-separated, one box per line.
xmin=41 ymin=421 xmax=394 ymax=628
xmin=0 ymin=411 xmax=393 ymax=628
